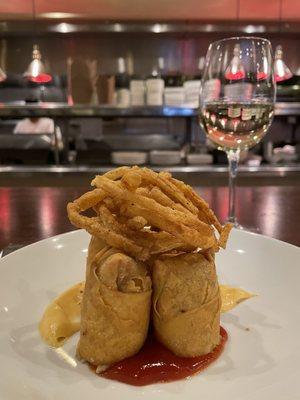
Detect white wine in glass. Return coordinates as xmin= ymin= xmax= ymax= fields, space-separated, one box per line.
xmin=199 ymin=37 xmax=276 ymax=227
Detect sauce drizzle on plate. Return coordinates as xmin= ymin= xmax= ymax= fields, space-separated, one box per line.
xmin=96 ymin=327 xmax=228 ymax=386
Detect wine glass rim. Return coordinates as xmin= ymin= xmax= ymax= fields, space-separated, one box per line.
xmin=210 ymin=36 xmax=271 ymax=46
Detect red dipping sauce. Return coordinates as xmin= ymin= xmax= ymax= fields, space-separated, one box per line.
xmin=98 ymin=327 xmax=228 ymax=386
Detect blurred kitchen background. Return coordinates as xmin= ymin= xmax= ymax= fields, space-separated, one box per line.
xmin=0 ymin=0 xmax=300 ymax=186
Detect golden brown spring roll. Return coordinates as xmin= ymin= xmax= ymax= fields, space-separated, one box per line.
xmin=77 ymin=245 xmax=152 ymax=367
xmin=152 ymin=252 xmax=221 ymax=357
xmin=86 ymin=235 xmax=107 ymax=277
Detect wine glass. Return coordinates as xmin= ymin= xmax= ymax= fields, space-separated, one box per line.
xmin=199 ymin=37 xmax=275 ymax=228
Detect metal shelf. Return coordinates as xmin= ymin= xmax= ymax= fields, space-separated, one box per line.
xmin=0 ymin=102 xmax=299 ymax=118
xmin=0 ymin=104 xmax=197 ymax=118
xmin=1 ymin=164 xmax=299 ymax=175
xmin=2 ymin=21 xmax=300 ymax=36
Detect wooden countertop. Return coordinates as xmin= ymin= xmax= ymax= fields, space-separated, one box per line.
xmin=0 ymin=186 xmax=299 ymax=250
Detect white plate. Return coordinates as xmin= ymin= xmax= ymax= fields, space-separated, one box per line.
xmin=0 ymin=229 xmax=299 ymax=400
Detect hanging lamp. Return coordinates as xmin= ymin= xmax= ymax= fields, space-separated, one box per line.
xmin=24 ymin=0 xmax=52 ymax=83
xmin=273 ymin=0 xmax=293 ymax=82
xmin=225 ymin=2 xmax=245 ymax=81
xmin=24 ymin=44 xmax=52 ymax=83
xmin=274 ymin=45 xmax=292 ymax=82
xmin=225 ymin=44 xmax=246 ymax=80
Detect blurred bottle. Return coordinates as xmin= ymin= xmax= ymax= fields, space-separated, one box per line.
xmin=146 ymin=57 xmax=165 ymax=106
xmin=115 ymin=57 xmax=130 ymax=107
xmin=96 ymin=74 xmax=115 ymax=105
xmin=127 ymin=53 xmax=145 ymax=106
xmin=130 ymin=77 xmax=145 ymax=106
xmin=193 ymin=56 xmax=205 ymax=80
xmin=69 ymin=58 xmax=93 ymax=104
xmin=183 ymin=56 xmax=205 ymax=107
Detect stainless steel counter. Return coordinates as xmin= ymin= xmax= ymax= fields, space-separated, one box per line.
xmin=1 ymin=164 xmax=299 ymax=174
xmin=1 ymin=164 xmax=299 ymax=187
xmin=0 ymin=102 xmax=299 ymax=118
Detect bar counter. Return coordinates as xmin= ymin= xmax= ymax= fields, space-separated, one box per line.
xmin=1 ymin=165 xmax=299 ymax=187
xmin=0 ymin=186 xmax=299 ymax=250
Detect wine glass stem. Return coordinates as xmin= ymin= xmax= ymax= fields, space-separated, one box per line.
xmin=226 ymin=149 xmax=240 ymax=226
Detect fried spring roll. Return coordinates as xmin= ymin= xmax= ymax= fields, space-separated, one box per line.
xmin=77 ymin=245 xmax=152 ymax=367
xmin=152 ymin=252 xmax=221 ymax=357
xmin=85 ymin=236 xmax=107 ymax=277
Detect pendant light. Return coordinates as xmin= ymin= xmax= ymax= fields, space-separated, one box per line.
xmin=24 ymin=0 xmax=52 ymax=83
xmin=273 ymin=0 xmax=292 ymax=82
xmin=24 ymin=44 xmax=52 ymax=83
xmin=274 ymin=45 xmax=292 ymax=82
xmin=225 ymin=44 xmax=245 ymax=80
xmin=225 ymin=2 xmax=245 ymax=81
xmin=257 ymin=47 xmax=269 ymax=81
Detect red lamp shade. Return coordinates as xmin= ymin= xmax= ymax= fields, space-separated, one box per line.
xmin=225 ymin=44 xmax=245 ymax=81
xmin=274 ymin=46 xmax=293 ymax=82
xmin=29 ymin=73 xmax=52 ymax=84
xmin=257 ymin=71 xmax=268 ymax=80
xmin=24 ymin=45 xmax=52 ymax=84
xmin=225 ymin=70 xmax=246 ymax=80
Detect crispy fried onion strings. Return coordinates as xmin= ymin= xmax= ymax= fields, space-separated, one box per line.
xmin=67 ymin=167 xmax=232 ymax=261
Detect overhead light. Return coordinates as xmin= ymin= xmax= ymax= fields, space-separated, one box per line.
xmin=24 ymin=0 xmax=52 ymax=84
xmin=151 ymin=24 xmax=168 ymax=33
xmin=152 ymin=24 xmax=162 ymax=33
xmin=113 ymin=23 xmax=123 ymax=32
xmin=244 ymin=25 xmax=266 ymax=34
xmin=204 ymin=24 xmax=214 ymax=32
xmin=24 ymin=44 xmax=52 ymax=84
xmin=274 ymin=45 xmax=293 ymax=82
xmin=225 ymin=44 xmax=245 ymax=80
xmin=53 ymin=23 xmax=76 ymax=34
xmin=38 ymin=12 xmax=80 ymax=19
